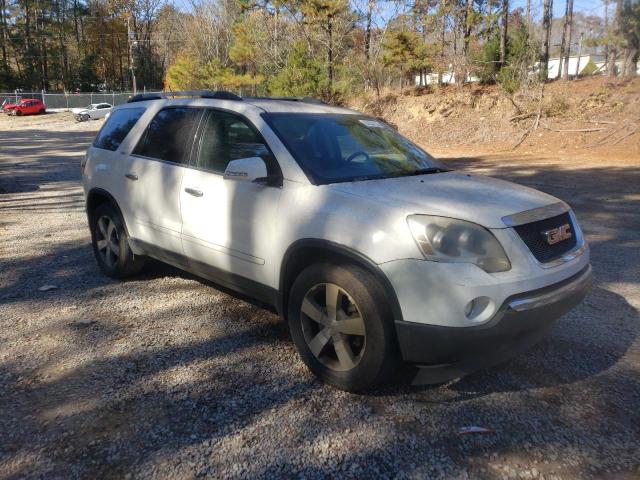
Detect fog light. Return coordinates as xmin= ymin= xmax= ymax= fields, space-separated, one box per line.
xmin=464 ymin=296 xmax=496 ymax=323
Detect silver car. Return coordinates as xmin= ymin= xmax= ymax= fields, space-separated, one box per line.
xmin=73 ymin=103 xmax=112 ymax=122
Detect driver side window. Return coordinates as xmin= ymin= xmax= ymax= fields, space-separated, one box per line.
xmin=196 ymin=110 xmax=272 ymax=174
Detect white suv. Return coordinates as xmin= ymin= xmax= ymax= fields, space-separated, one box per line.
xmin=82 ymin=91 xmax=592 ymax=391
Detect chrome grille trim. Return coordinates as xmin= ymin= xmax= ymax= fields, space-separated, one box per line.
xmin=501 ymin=202 xmax=570 ymax=227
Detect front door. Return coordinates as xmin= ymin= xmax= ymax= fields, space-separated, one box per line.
xmin=123 ymin=106 xmax=202 ymax=262
xmin=180 ymin=109 xmax=282 ymax=288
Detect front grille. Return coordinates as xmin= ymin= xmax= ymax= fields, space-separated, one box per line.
xmin=514 ymin=212 xmax=578 ymax=263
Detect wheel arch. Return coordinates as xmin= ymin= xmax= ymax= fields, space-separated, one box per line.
xmin=86 ymin=188 xmax=130 ymax=237
xmin=278 ymin=239 xmax=403 ymax=322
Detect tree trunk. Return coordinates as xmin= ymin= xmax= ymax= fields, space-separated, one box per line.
xmin=0 ymin=0 xmax=8 ymax=69
xmin=623 ymin=39 xmax=639 ymax=77
xmin=499 ymin=0 xmax=509 ymax=68
xmin=603 ymin=0 xmax=609 ymax=74
xmin=560 ymin=0 xmax=574 ymax=79
xmin=327 ymin=14 xmax=333 ymax=96
xmin=609 ymin=0 xmax=622 ymax=76
xmin=541 ymin=0 xmax=553 ymax=81
xmin=463 ymin=0 xmax=473 ymax=57
xmin=439 ymin=2 xmax=446 ymax=85
xmin=365 ymin=0 xmax=373 ymax=61
xmin=24 ymin=0 xmax=35 ymax=87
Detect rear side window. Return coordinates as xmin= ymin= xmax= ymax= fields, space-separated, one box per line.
xmin=134 ymin=107 xmax=201 ymax=164
xmin=93 ymin=107 xmax=145 ymax=151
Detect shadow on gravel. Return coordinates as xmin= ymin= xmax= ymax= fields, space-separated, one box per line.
xmin=0 ymin=129 xmax=94 ymax=190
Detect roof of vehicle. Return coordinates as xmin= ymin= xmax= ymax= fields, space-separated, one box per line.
xmin=124 ymin=91 xmax=358 ymax=116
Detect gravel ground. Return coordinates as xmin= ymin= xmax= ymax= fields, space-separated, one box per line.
xmin=1 ymin=114 xmax=639 ymax=480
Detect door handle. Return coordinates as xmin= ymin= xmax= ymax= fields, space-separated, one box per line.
xmin=185 ymin=187 xmax=203 ymax=197
xmin=125 ymin=173 xmax=138 ymax=181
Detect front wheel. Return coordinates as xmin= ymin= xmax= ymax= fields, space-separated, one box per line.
xmin=288 ymin=263 xmax=400 ymax=392
xmin=90 ymin=203 xmax=144 ymax=278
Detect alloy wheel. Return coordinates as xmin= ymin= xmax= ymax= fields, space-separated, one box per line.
xmin=95 ymin=215 xmax=120 ymax=268
xmin=300 ymin=283 xmax=366 ymax=372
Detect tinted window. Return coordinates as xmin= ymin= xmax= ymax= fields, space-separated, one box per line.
xmin=93 ymin=107 xmax=145 ymax=151
xmin=196 ymin=110 xmax=270 ymax=173
xmin=134 ymin=107 xmax=201 ymax=164
xmin=264 ymin=113 xmax=446 ymax=184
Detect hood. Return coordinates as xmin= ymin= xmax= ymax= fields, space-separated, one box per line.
xmin=72 ymin=108 xmax=88 ymax=114
xmin=328 ymin=171 xmax=561 ymax=229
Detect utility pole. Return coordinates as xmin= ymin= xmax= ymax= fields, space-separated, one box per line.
xmin=127 ymin=15 xmax=137 ymax=95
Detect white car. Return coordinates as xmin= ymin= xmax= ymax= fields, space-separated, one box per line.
xmin=73 ymin=103 xmax=112 ymax=121
xmin=82 ymin=91 xmax=591 ymax=391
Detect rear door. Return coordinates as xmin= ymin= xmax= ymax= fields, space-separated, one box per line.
xmin=123 ymin=106 xmax=202 ymax=263
xmin=180 ymin=109 xmax=282 ymax=287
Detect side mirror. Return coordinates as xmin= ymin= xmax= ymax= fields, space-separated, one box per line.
xmin=223 ymin=157 xmax=268 ymax=182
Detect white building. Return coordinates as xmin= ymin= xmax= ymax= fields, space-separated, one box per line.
xmin=540 ymin=55 xmax=602 ymax=78
xmin=415 ymin=71 xmax=479 ymax=86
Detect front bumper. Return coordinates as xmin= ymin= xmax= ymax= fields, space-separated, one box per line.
xmin=395 ymin=264 xmax=592 ymax=384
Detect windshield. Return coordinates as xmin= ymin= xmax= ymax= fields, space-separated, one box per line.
xmin=264 ymin=113 xmax=447 ymax=184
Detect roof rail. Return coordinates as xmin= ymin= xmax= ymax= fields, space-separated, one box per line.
xmin=126 ymin=90 xmax=242 ymax=103
xmin=244 ymin=96 xmax=326 ymax=105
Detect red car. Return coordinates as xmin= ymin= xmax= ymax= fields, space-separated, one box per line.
xmin=7 ymin=98 xmax=46 ymax=116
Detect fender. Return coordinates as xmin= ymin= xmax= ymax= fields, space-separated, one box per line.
xmin=278 ymin=238 xmax=404 ymax=322
xmin=86 ymin=187 xmax=132 ymax=238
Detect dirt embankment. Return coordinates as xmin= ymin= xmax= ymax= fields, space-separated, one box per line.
xmin=351 ymin=77 xmax=640 ymax=164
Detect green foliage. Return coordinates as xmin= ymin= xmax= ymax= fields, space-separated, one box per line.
xmin=382 ymin=29 xmax=435 ymax=85
xmin=479 ymin=24 xmax=540 ymax=93
xmin=495 ymin=66 xmax=520 ymax=94
xmin=77 ymin=54 xmax=102 ymax=92
xmin=475 ymin=33 xmax=500 ymax=83
xmin=165 ymin=55 xmax=263 ymax=92
xmin=267 ymin=42 xmax=327 ymax=96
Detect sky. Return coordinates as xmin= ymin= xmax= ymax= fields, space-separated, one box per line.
xmin=511 ymin=0 xmax=607 ymax=19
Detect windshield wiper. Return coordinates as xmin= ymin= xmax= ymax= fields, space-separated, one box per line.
xmin=409 ymin=167 xmax=449 ymax=176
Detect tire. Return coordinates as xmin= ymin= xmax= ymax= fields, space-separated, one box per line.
xmin=90 ymin=203 xmax=144 ymax=279
xmin=83 ymin=114 xmax=90 ymax=122
xmin=15 ymin=110 xmax=22 ymax=116
xmin=288 ymin=263 xmax=401 ymax=392
xmin=39 ymin=109 xmax=45 ymax=114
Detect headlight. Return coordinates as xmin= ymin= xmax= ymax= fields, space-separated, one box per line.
xmin=407 ymin=215 xmax=511 ymax=273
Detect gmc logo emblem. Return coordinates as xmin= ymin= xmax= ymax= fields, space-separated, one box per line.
xmin=542 ymin=224 xmax=572 ymax=245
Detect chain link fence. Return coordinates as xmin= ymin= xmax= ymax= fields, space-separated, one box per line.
xmin=0 ymin=91 xmax=141 ymax=110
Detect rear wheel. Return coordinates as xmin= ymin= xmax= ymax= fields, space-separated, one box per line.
xmin=288 ymin=263 xmax=400 ymax=392
xmin=82 ymin=114 xmax=90 ymax=121
xmin=39 ymin=109 xmax=45 ymax=114
xmin=15 ymin=110 xmax=22 ymax=116
xmin=90 ymin=203 xmax=144 ymax=278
